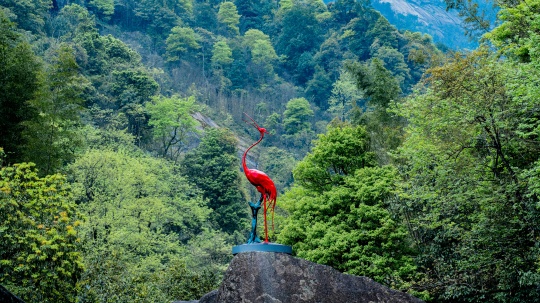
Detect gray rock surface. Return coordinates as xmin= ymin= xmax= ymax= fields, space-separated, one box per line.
xmin=199 ymin=290 xmax=219 ymax=303
xmin=198 ymin=252 xmax=424 ymax=303
xmin=0 ymin=285 xmax=25 ymax=303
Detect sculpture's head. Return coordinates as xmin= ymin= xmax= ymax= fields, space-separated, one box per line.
xmin=244 ymin=113 xmax=269 ymax=136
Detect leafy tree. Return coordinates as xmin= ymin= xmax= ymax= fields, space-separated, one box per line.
xmin=181 ymin=128 xmax=248 ymax=234
xmin=486 ymin=0 xmax=540 ymax=62
xmin=146 ymin=95 xmax=199 ymax=160
xmin=257 ymin=147 xmax=296 ymax=193
xmin=283 ymin=97 xmax=314 ymax=135
xmin=342 ymin=12 xmax=380 ymax=60
xmin=70 ymin=149 xmax=215 ymax=302
xmin=276 ymin=5 xmax=323 ymax=84
xmin=347 ymin=58 xmax=400 ymax=111
xmin=23 ymin=44 xmax=89 ymax=175
xmin=367 ymin=16 xmax=399 ymax=50
xmin=217 ymin=1 xmax=240 ymax=35
xmin=193 ymin=0 xmax=218 ymax=32
xmin=312 ymin=32 xmax=343 ymax=77
xmin=165 ymin=26 xmax=201 ymax=63
xmin=278 ymin=124 xmax=417 ymax=291
xmin=394 ymin=49 xmax=540 ymax=302
xmin=243 ymin=29 xmax=278 ymax=81
xmin=129 ymin=0 xmax=191 ymax=38
xmin=109 ymin=68 xmax=159 ymax=142
xmin=0 ymin=0 xmax=51 ymax=33
xmin=87 ymin=0 xmax=114 ymax=18
xmin=293 ymin=124 xmax=375 ymax=192
xmin=0 ymin=163 xmax=83 ymax=303
xmin=329 ymin=0 xmax=369 ymax=25
xmin=211 ymin=37 xmax=234 ymax=69
xmin=372 ymin=46 xmax=411 ymax=89
xmin=443 ymin=0 xmax=495 ymax=38
xmin=235 ymin=0 xmax=274 ymax=33
xmin=0 ymin=11 xmax=41 ymax=164
xmin=328 ymin=69 xmax=364 ymax=121
xmin=305 ymin=66 xmax=333 ymax=109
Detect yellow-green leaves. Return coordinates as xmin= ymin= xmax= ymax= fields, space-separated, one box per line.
xmin=217 ymin=2 xmax=240 ymax=35
xmin=0 ymin=163 xmax=83 ymax=303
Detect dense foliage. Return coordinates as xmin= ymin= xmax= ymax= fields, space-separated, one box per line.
xmin=0 ymin=163 xmax=83 ymax=303
xmin=279 ymin=124 xmax=418 ymax=293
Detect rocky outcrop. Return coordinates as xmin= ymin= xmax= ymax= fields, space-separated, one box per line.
xmin=189 ymin=252 xmax=423 ymax=303
xmin=0 ymin=285 xmax=25 ymax=303
xmin=371 ymin=0 xmax=475 ymax=49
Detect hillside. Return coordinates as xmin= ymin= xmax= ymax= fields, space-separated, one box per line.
xmin=371 ymin=0 xmax=474 ymax=49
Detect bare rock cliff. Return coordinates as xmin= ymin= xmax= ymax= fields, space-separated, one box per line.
xmin=180 ymin=252 xmax=424 ymax=303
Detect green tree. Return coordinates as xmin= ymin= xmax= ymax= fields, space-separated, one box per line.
xmin=394 ymin=49 xmax=540 ymax=302
xmin=217 ymin=1 xmax=241 ymax=35
xmin=486 ymin=0 xmax=540 ymax=62
xmin=346 ymin=58 xmax=403 ymax=162
xmin=305 ymin=66 xmax=333 ymax=109
xmin=372 ymin=46 xmax=411 ymax=89
xmin=278 ymin=124 xmax=417 ymax=290
xmin=347 ymin=58 xmax=400 ymax=111
xmin=0 ymin=0 xmax=51 ymax=33
xmin=282 ymin=97 xmax=315 ymax=151
xmin=165 ymin=26 xmax=201 ymax=63
xmin=257 ymin=147 xmax=297 ymax=193
xmin=181 ymin=128 xmax=248 ymax=235
xmin=88 ymin=0 xmax=115 ymax=18
xmin=0 ymin=11 xmax=41 ymax=164
xmin=0 ymin=163 xmax=83 ymax=303
xmin=109 ymin=68 xmax=159 ymax=143
xmin=243 ymin=29 xmax=278 ymax=81
xmin=283 ymin=97 xmax=314 ymax=135
xmin=276 ymin=5 xmax=323 ymax=84
xmin=146 ymin=95 xmax=199 ymax=160
xmin=211 ymin=37 xmax=234 ymax=69
xmin=328 ymin=70 xmax=364 ymax=121
xmin=70 ymin=149 xmax=216 ymax=302
xmin=23 ymin=44 xmax=89 ymax=175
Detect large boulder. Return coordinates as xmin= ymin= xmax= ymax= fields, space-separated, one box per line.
xmin=0 ymin=285 xmax=25 ymax=303
xmin=195 ymin=252 xmax=423 ymax=303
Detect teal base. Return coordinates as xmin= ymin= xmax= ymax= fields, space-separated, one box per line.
xmin=232 ymin=243 xmax=293 ymax=255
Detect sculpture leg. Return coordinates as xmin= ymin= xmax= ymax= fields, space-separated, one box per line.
xmin=263 ymin=194 xmax=269 ymax=243
xmin=247 ymin=201 xmax=262 ymax=244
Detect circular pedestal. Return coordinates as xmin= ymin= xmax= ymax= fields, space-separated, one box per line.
xmin=232 ymin=243 xmax=293 ymax=255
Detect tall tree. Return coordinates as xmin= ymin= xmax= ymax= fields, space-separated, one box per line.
xmin=0 ymin=0 xmax=51 ymax=33
xmin=394 ymin=49 xmax=540 ymax=302
xmin=217 ymin=1 xmax=240 ymax=36
xmin=70 ymin=149 xmax=217 ymax=302
xmin=0 ymin=163 xmax=83 ymax=303
xmin=146 ymin=94 xmax=199 ymax=160
xmin=276 ymin=5 xmax=323 ymax=84
xmin=278 ymin=124 xmax=418 ymax=293
xmin=0 ymin=11 xmax=41 ymax=164
xmin=166 ymin=26 xmax=201 ymax=63
xmin=23 ymin=44 xmax=89 ymax=175
xmin=181 ymin=128 xmax=248 ymax=234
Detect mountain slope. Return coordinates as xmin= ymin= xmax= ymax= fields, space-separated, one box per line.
xmin=370 ymin=0 xmax=476 ymax=49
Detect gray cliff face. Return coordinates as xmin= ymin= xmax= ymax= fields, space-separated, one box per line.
xmin=193 ymin=252 xmax=424 ymax=303
xmin=370 ymin=0 xmax=476 ymax=49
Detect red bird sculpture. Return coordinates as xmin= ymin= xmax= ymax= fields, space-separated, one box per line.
xmin=242 ymin=113 xmax=277 ymax=243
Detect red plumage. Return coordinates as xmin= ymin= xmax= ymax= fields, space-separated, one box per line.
xmin=242 ymin=113 xmax=277 ymax=243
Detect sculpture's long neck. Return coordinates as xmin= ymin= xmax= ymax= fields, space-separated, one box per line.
xmin=243 ymin=133 xmax=264 ymax=173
